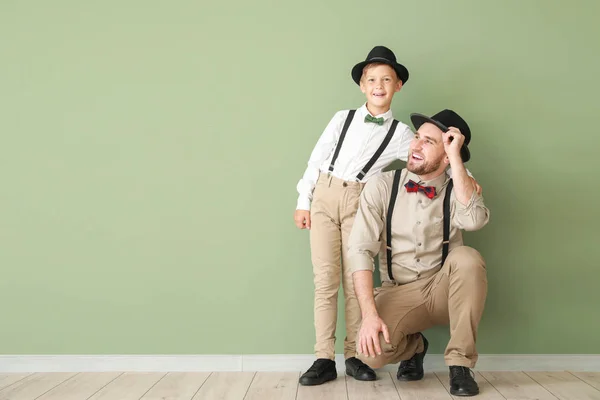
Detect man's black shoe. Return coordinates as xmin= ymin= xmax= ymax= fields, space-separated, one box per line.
xmin=299 ymin=358 xmax=337 ymax=386
xmin=449 ymin=366 xmax=479 ymax=396
xmin=396 ymin=333 xmax=429 ymax=381
xmin=345 ymin=357 xmax=376 ymax=381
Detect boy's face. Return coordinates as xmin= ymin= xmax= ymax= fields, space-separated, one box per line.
xmin=359 ymin=64 xmax=402 ymax=111
xmin=407 ymin=123 xmax=449 ymax=176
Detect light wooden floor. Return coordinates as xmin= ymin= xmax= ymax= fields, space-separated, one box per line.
xmin=1 ymin=371 xmax=599 ymax=399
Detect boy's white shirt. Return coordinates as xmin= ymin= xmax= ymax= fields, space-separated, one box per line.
xmin=296 ymin=104 xmax=470 ymax=210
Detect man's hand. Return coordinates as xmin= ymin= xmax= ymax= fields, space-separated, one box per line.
xmin=294 ymin=210 xmax=311 ymax=229
xmin=470 ymin=177 xmax=482 ymax=196
xmin=443 ymin=127 xmax=465 ymax=161
xmin=358 ymin=314 xmax=390 ymax=358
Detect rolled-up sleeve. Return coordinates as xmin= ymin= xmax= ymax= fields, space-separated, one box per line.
xmin=453 ymin=190 xmax=490 ymax=231
xmin=348 ymin=176 xmax=387 ymax=274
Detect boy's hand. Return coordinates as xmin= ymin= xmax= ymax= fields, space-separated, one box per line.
xmin=294 ymin=210 xmax=311 ymax=229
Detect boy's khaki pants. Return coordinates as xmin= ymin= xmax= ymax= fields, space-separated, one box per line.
xmin=310 ymin=173 xmax=365 ymax=360
xmin=357 ymin=246 xmax=487 ymax=369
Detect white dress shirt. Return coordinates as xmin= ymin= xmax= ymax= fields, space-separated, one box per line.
xmin=296 ymin=104 xmax=413 ymax=210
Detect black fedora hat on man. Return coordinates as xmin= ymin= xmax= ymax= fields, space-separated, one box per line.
xmin=410 ymin=109 xmax=472 ymax=162
xmin=351 ymin=46 xmax=409 ymax=85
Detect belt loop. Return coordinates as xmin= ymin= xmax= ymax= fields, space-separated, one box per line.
xmin=327 ymin=174 xmax=333 ymax=187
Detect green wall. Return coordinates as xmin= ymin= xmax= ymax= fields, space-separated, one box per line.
xmin=1 ymin=0 xmax=599 ymax=355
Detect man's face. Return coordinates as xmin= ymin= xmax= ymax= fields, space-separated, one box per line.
xmin=407 ymin=122 xmax=447 ymax=176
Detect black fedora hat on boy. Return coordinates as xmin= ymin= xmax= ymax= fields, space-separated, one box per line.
xmin=410 ymin=109 xmax=472 ymax=162
xmin=351 ymin=46 xmax=409 ymax=85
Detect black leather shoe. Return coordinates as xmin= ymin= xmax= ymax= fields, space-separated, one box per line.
xmin=345 ymin=357 xmax=377 ymax=381
xmin=449 ymin=366 xmax=479 ymax=396
xmin=396 ymin=333 xmax=428 ymax=381
xmin=299 ymin=358 xmax=337 ymax=386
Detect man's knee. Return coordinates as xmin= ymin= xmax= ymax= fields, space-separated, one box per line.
xmin=447 ymin=246 xmax=486 ymax=274
xmin=357 ymin=352 xmax=388 ymax=369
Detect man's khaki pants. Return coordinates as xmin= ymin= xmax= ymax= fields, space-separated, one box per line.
xmin=310 ymin=173 xmax=365 ymax=360
xmin=358 ymin=246 xmax=487 ymax=368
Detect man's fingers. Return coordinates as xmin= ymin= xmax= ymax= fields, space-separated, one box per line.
xmin=305 ymin=215 xmax=311 ymax=229
xmin=367 ymin=336 xmax=377 ymax=358
xmin=382 ymin=323 xmax=390 ymax=344
xmin=373 ymin=333 xmax=382 ymax=355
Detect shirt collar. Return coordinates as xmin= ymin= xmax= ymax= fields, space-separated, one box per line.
xmin=358 ymin=103 xmax=394 ymax=121
xmin=405 ymin=169 xmax=450 ymax=198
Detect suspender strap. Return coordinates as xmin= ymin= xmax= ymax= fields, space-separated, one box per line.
xmin=442 ymin=179 xmax=454 ymax=266
xmin=356 ymin=119 xmax=399 ymax=180
xmin=328 ymin=110 xmax=356 ymax=173
xmin=386 ymin=169 xmax=402 ymax=281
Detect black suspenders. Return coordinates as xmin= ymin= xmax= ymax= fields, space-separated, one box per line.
xmin=328 ymin=110 xmax=356 ymax=173
xmin=385 ymin=169 xmax=454 ymax=281
xmin=328 ymin=110 xmax=399 ymax=180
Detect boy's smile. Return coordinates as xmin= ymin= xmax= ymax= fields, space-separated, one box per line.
xmin=359 ymin=64 xmax=402 ymax=115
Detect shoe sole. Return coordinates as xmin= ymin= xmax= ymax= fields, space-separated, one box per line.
xmin=298 ymin=371 xmax=337 ymax=386
xmin=450 ymin=388 xmax=480 ymax=397
xmin=396 ymin=373 xmax=424 ymax=382
xmin=346 ymin=369 xmax=377 ymax=381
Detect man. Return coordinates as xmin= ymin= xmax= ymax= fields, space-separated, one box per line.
xmin=348 ymin=109 xmax=490 ymax=396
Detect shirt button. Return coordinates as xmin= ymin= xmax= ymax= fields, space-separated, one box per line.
xmin=416 ymin=258 xmax=420 ymax=262
xmin=418 ymin=200 xmax=422 ymax=204
xmin=418 ymin=242 xmax=422 ymax=246
xmin=343 ymin=182 xmax=348 ymax=187
xmin=416 ymin=221 xmax=421 ymax=225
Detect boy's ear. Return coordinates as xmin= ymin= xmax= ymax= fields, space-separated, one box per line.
xmin=395 ymin=80 xmax=403 ymax=92
xmin=359 ymin=79 xmax=367 ymax=94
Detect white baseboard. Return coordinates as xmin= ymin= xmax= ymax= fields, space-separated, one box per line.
xmin=0 ymin=354 xmax=599 ymax=373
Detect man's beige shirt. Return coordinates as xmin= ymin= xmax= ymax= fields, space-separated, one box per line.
xmin=348 ymin=169 xmax=490 ymax=284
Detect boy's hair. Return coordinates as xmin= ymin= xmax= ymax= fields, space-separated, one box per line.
xmin=360 ymin=62 xmax=400 ymax=82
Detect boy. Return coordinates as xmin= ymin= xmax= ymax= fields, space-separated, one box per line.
xmin=294 ymin=46 xmax=478 ymax=385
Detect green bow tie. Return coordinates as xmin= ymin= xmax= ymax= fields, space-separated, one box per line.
xmin=364 ymin=114 xmax=384 ymax=125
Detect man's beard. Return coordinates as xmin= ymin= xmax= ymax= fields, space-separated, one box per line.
xmin=407 ymin=156 xmax=443 ymax=176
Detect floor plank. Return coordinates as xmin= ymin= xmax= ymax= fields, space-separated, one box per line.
xmin=435 ymin=371 xmax=505 ymax=399
xmin=481 ymin=371 xmax=556 ymax=400
xmin=0 ymin=372 xmax=76 ymax=400
xmin=243 ymin=372 xmax=299 ymax=400
xmin=36 ymin=372 xmax=122 ymax=400
xmin=192 ymin=372 xmax=254 ymax=400
xmin=87 ymin=372 xmax=166 ymax=400
xmin=392 ymin=372 xmax=452 ymax=400
xmin=526 ymin=371 xmax=600 ymax=400
xmin=571 ymin=372 xmax=600 ymax=391
xmin=297 ymin=374 xmax=347 ymax=400
xmin=347 ymin=372 xmax=400 ymax=400
xmin=141 ymin=372 xmax=210 ymax=400
xmin=0 ymin=374 xmax=32 ymax=391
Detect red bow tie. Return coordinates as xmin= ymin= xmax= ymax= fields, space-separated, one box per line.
xmin=405 ymin=179 xmax=437 ymax=199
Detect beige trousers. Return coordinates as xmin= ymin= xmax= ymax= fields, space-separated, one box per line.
xmin=310 ymin=173 xmax=365 ymax=359
xmin=358 ymin=246 xmax=487 ymax=368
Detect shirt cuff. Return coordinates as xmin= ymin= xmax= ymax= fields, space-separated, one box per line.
xmin=348 ymin=252 xmax=375 ymax=274
xmin=296 ymin=196 xmax=311 ymax=211
xmin=455 ymin=189 xmax=478 ymax=212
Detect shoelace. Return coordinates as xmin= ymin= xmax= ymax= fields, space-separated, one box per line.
xmin=308 ymin=359 xmax=332 ymax=373
xmin=400 ymin=358 xmax=417 ymax=371
xmin=451 ymin=366 xmax=475 ymax=379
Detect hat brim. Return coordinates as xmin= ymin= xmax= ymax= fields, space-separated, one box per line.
xmin=410 ymin=113 xmax=471 ymax=162
xmin=351 ymin=58 xmax=409 ymax=85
